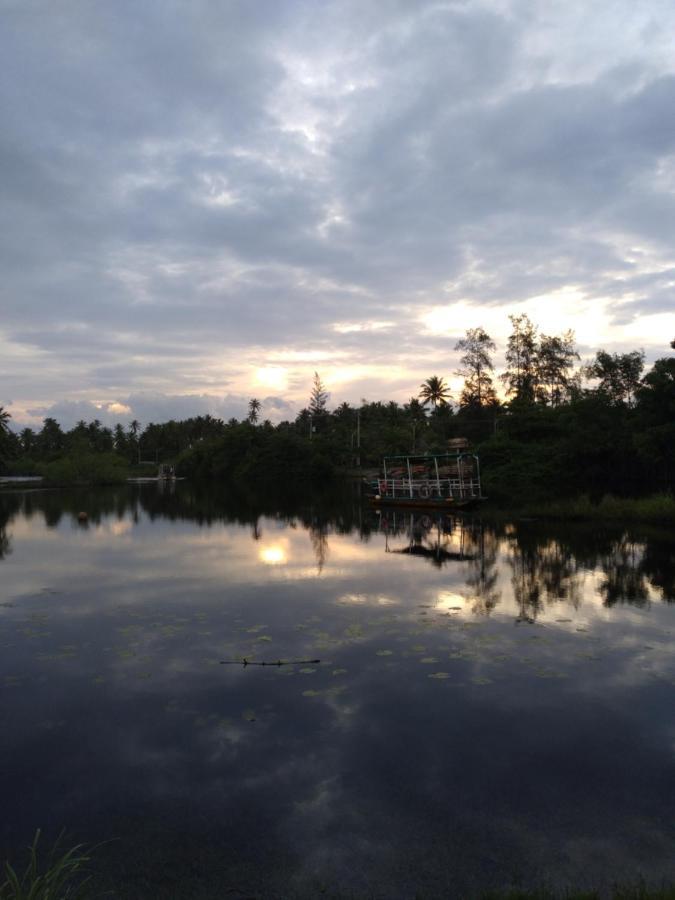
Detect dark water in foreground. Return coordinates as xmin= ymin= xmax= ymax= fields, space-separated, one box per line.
xmin=1 ymin=484 xmax=675 ymax=899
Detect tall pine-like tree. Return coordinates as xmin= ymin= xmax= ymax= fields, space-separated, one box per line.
xmin=501 ymin=314 xmax=539 ymax=404
xmin=309 ymin=372 xmax=329 ymax=416
xmin=455 ymin=328 xmax=497 ymax=407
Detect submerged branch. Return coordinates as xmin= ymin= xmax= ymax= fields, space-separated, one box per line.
xmin=219 ymin=658 xmax=321 ymax=667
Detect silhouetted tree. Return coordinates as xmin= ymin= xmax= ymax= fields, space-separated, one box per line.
xmin=585 ymin=349 xmax=645 ymax=407
xmin=536 ymin=331 xmax=579 ymax=405
xmin=455 ymin=328 xmax=497 ymax=407
xmin=419 ymin=375 xmax=451 ymax=409
xmin=248 ymin=398 xmax=262 ymax=424
xmin=501 ymin=314 xmax=538 ymax=404
xmin=38 ymin=417 xmax=65 ymax=456
xmin=309 ymin=372 xmax=329 ymax=416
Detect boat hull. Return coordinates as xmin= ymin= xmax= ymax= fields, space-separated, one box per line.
xmin=368 ymin=495 xmax=480 ymax=510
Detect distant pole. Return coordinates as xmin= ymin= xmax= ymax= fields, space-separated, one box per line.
xmin=356 ymin=409 xmax=361 ymax=467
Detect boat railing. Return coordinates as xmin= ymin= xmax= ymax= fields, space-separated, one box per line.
xmin=376 ymin=477 xmax=482 ymax=499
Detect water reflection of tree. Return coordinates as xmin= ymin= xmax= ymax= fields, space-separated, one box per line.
xmin=309 ymin=522 xmax=329 ymax=573
xmin=505 ymin=524 xmax=675 ymax=617
xmin=536 ymin=540 xmax=581 ymax=608
xmin=599 ymin=538 xmax=649 ymax=607
xmin=638 ymin=535 xmax=675 ymax=602
xmin=0 ymin=493 xmax=22 ymax=560
xmin=466 ymin=526 xmax=501 ymax=615
xmin=507 ymin=530 xmax=581 ymax=623
xmin=0 ymin=523 xmax=11 ymax=559
xmin=3 ymin=485 xmax=675 ymax=608
xmin=509 ymin=544 xmax=544 ymax=624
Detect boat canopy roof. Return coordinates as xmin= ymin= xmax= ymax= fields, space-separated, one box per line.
xmin=382 ymin=451 xmax=476 ymax=464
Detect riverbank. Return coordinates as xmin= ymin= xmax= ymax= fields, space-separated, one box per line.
xmin=500 ymin=493 xmax=675 ymax=523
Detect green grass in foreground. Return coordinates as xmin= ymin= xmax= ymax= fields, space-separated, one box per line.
xmin=483 ymin=888 xmax=675 ymax=899
xmin=517 ymin=493 xmax=675 ymax=523
xmin=3 ymin=833 xmax=675 ymax=899
xmin=0 ymin=831 xmax=101 ymax=900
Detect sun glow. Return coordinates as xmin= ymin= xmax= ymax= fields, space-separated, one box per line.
xmin=255 ymin=367 xmax=288 ymax=391
xmin=420 ymin=288 xmax=628 ymax=349
xmin=435 ymin=591 xmax=468 ymax=612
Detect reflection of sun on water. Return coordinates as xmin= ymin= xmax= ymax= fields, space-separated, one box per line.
xmin=259 ymin=545 xmax=287 ymax=565
xmin=435 ymin=590 xmax=468 ymax=612
xmin=110 ymin=520 xmax=133 ymax=537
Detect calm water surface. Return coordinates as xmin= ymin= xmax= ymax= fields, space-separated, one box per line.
xmin=1 ymin=484 xmax=675 ymax=898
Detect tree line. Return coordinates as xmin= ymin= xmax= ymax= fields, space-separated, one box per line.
xmin=0 ymin=316 xmax=673 ymax=500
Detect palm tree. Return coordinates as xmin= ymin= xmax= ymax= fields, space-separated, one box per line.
xmin=248 ymin=398 xmax=262 ymax=424
xmin=405 ymin=397 xmax=426 ymax=451
xmin=128 ymin=419 xmax=141 ymax=464
xmin=419 ymin=376 xmax=451 ymax=409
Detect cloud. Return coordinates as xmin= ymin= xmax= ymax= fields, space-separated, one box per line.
xmin=25 ymin=392 xmax=296 ymax=430
xmin=2 ymin=0 xmax=675 ymax=420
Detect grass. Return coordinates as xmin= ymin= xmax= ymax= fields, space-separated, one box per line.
xmin=514 ymin=493 xmax=675 ymax=523
xmin=483 ymin=888 xmax=675 ymax=899
xmin=0 ymin=831 xmax=102 ymax=899
xmin=3 ymin=832 xmax=675 ymax=899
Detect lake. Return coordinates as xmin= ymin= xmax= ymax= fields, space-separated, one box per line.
xmin=1 ymin=483 xmax=675 ymax=898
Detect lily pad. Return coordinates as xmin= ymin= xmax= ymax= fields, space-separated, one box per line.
xmin=345 ymin=624 xmax=364 ymax=639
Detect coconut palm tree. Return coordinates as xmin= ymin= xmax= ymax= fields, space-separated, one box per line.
xmin=0 ymin=406 xmax=10 ymax=434
xmin=248 ymin=398 xmax=262 ymax=424
xmin=419 ymin=376 xmax=451 ymax=409
xmin=127 ymin=419 xmax=142 ymax=463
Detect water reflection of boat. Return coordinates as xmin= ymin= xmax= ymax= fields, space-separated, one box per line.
xmin=364 ymin=442 xmax=483 ymax=510
xmin=379 ymin=510 xmax=477 ymax=567
xmin=128 ymin=464 xmax=184 ymax=484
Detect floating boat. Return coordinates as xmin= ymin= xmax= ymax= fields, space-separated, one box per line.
xmin=365 ymin=442 xmax=483 ymax=510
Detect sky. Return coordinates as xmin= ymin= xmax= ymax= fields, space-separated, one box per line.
xmin=2 ymin=0 xmax=675 ymax=429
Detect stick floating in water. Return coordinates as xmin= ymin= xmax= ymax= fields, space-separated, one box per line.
xmin=219 ymin=658 xmax=321 ymax=667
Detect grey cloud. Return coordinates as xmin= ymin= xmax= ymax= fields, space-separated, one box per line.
xmin=2 ymin=1 xmax=674 ymax=414
xmin=24 ymin=391 xmax=295 ymax=430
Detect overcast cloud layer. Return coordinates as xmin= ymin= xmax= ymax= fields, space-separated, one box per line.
xmin=2 ymin=0 xmax=675 ymax=427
